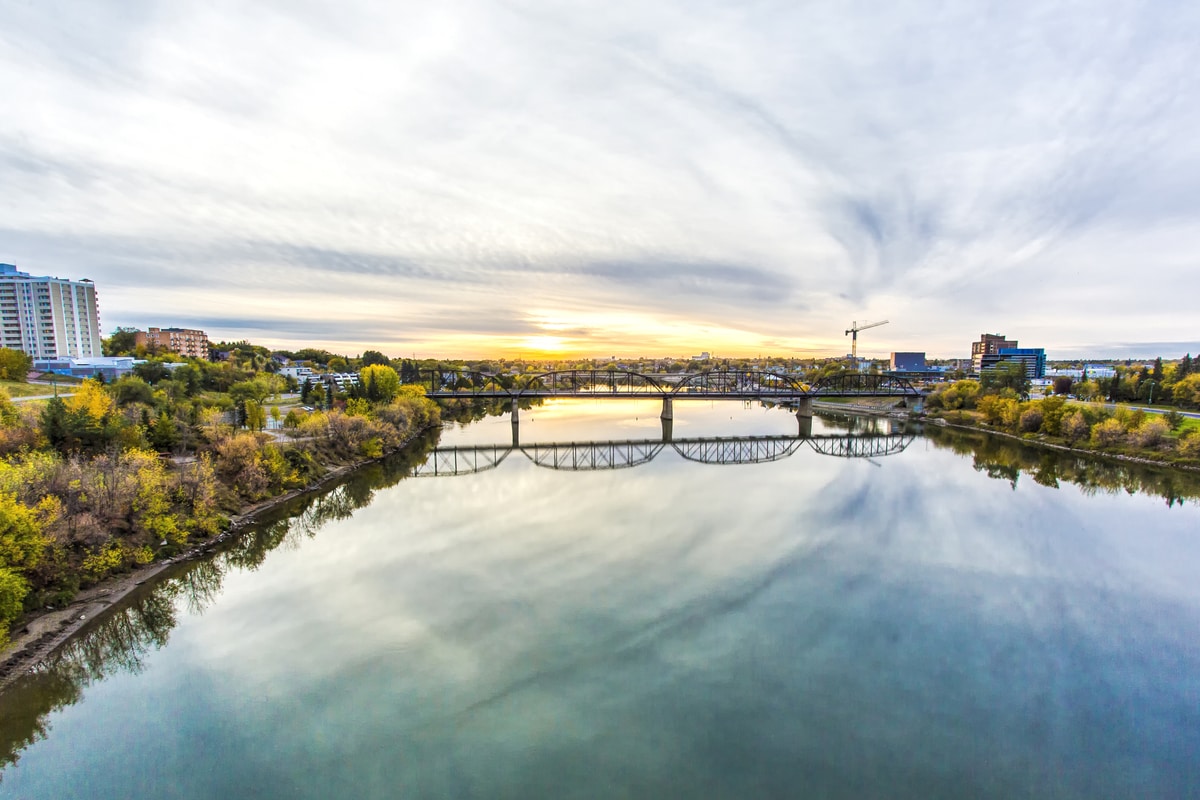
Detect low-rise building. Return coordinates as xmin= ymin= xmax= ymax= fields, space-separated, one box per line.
xmin=890 ymin=352 xmax=926 ymax=371
xmin=34 ymin=356 xmax=136 ymax=381
xmin=323 ymin=372 xmax=360 ymax=392
xmin=279 ymin=366 xmax=316 ymax=382
xmin=134 ymin=327 xmax=210 ymax=359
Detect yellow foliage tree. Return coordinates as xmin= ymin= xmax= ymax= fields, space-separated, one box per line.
xmin=65 ymin=378 xmax=115 ymax=422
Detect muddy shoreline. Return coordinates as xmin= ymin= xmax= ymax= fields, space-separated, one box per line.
xmin=0 ymin=427 xmax=436 ymax=694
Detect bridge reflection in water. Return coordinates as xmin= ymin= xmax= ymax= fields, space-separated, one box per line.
xmin=414 ymin=422 xmax=916 ymax=477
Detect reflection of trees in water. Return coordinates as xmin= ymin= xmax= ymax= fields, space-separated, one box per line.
xmin=438 ymin=397 xmax=540 ymax=425
xmin=816 ymin=412 xmax=905 ymax=436
xmin=0 ymin=430 xmax=442 ymax=778
xmin=0 ymin=590 xmax=175 ymax=778
xmin=926 ymin=426 xmax=1200 ymax=506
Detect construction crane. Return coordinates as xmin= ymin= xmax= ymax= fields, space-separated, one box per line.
xmin=845 ymin=319 xmax=889 ymax=359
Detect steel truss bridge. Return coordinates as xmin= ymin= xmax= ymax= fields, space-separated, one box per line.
xmin=422 ymin=369 xmax=922 ymax=401
xmin=413 ymin=432 xmax=916 ymax=477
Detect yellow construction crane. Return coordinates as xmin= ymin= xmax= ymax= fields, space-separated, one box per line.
xmin=845 ymin=319 xmax=889 ymax=359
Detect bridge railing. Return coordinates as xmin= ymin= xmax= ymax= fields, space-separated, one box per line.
xmin=421 ymin=369 xmax=922 ymax=398
xmin=412 ymin=432 xmax=917 ymax=476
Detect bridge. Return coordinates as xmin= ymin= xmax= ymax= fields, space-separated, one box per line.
xmin=412 ymin=430 xmax=916 ymax=478
xmin=420 ymin=369 xmax=923 ymax=422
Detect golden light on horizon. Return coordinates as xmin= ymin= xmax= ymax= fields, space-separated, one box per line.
xmin=518 ymin=335 xmax=569 ymax=353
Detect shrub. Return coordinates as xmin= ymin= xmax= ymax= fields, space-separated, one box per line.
xmin=1130 ymin=417 xmax=1170 ymax=449
xmin=1019 ymin=407 xmax=1044 ymax=433
xmin=1091 ymin=418 xmax=1126 ymax=448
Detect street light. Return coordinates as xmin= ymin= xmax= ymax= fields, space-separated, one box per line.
xmin=1145 ymin=379 xmax=1158 ymax=405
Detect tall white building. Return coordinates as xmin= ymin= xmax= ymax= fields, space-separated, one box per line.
xmin=0 ymin=264 xmax=103 ymax=359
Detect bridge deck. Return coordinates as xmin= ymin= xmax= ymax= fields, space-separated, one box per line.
xmin=425 ymin=390 xmax=915 ymax=399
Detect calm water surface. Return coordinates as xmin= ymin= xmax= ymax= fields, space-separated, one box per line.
xmin=2 ymin=400 xmax=1199 ymax=798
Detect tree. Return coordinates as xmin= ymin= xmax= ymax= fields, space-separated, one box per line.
xmin=1053 ymin=376 xmax=1074 ymax=396
xmin=148 ymin=411 xmax=179 ymax=451
xmin=133 ymin=360 xmax=171 ymax=384
xmin=1108 ymin=375 xmax=1122 ymax=402
xmin=103 ymin=327 xmax=140 ymax=356
xmin=360 ymin=364 xmax=401 ymax=403
xmin=1179 ymin=354 xmax=1193 ymax=379
xmin=1062 ymin=411 xmax=1090 ymax=445
xmin=361 ymin=350 xmax=391 ymax=368
xmin=0 ymin=566 xmax=27 ymax=647
xmin=111 ymin=376 xmax=155 ymax=406
xmin=1173 ymin=374 xmax=1200 ymax=408
xmin=980 ymin=361 xmax=1029 ymax=397
xmin=1091 ymin=418 xmax=1126 ymax=448
xmin=0 ymin=347 xmax=32 ymax=381
xmin=328 ymin=357 xmax=348 ymax=373
xmin=244 ymin=400 xmax=268 ymax=432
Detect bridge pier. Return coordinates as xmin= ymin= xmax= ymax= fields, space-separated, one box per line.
xmin=660 ymin=396 xmax=673 ymax=421
xmin=797 ymin=414 xmax=812 ymax=439
xmin=511 ymin=415 xmax=520 ymax=448
xmin=661 ymin=417 xmax=673 ymax=443
xmin=796 ymin=397 xmax=813 ymax=418
xmin=511 ymin=398 xmax=519 ymax=423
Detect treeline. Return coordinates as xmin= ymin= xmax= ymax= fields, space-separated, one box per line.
xmin=1054 ymin=355 xmax=1200 ymax=407
xmin=0 ymin=357 xmax=442 ymax=648
xmin=925 ymin=380 xmax=1200 ymax=462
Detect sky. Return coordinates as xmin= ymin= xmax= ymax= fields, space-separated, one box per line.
xmin=1 ymin=0 xmax=1198 ymax=360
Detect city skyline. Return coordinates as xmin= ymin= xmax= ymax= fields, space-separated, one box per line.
xmin=2 ymin=1 xmax=1198 ymax=359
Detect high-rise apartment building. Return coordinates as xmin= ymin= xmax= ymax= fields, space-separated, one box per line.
xmin=971 ymin=333 xmax=1018 ymax=373
xmin=0 ymin=263 xmax=102 ymax=359
xmin=135 ymin=327 xmax=210 ymax=360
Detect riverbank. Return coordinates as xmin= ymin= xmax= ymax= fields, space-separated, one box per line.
xmin=814 ymin=399 xmax=1200 ymax=474
xmin=930 ymin=415 xmax=1200 ymax=474
xmin=0 ymin=424 xmax=438 ymax=693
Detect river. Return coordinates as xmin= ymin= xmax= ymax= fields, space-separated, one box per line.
xmin=2 ymin=399 xmax=1199 ymax=798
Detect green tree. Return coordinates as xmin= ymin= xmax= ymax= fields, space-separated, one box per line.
xmin=244 ymin=400 xmax=268 ymax=432
xmin=103 ymin=326 xmax=140 ymax=356
xmin=360 ymin=350 xmax=391 ymax=368
xmin=360 ymin=365 xmax=401 ymax=403
xmin=133 ymin=360 xmax=172 ymax=384
xmin=148 ymin=411 xmax=179 ymax=451
xmin=980 ymin=361 xmax=1030 ymax=396
xmin=111 ymin=376 xmax=155 ymax=406
xmin=0 ymin=567 xmax=28 ymax=647
xmin=0 ymin=347 xmax=33 ymax=381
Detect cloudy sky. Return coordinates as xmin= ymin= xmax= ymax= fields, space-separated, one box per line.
xmin=1 ymin=0 xmax=1197 ymax=359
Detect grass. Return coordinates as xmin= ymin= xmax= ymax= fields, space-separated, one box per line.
xmin=0 ymin=379 xmax=73 ymax=398
xmin=1168 ymin=417 xmax=1200 ymax=440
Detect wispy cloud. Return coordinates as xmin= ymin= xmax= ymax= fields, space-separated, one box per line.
xmin=2 ymin=0 xmax=1197 ymax=356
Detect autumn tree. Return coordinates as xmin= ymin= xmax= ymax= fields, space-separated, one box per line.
xmin=360 ymin=364 xmax=401 ymax=403
xmin=0 ymin=347 xmax=32 ymax=381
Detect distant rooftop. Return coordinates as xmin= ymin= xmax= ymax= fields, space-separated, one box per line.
xmin=0 ymin=263 xmax=93 ymax=282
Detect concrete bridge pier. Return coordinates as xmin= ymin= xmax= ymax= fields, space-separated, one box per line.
xmin=511 ymin=398 xmax=520 ymax=423
xmin=661 ymin=416 xmax=673 ymax=443
xmin=511 ymin=415 xmax=520 ymax=448
xmin=797 ymin=414 xmax=813 ymax=439
xmin=660 ymin=396 xmax=673 ymax=421
xmin=796 ymin=397 xmax=813 ymax=418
